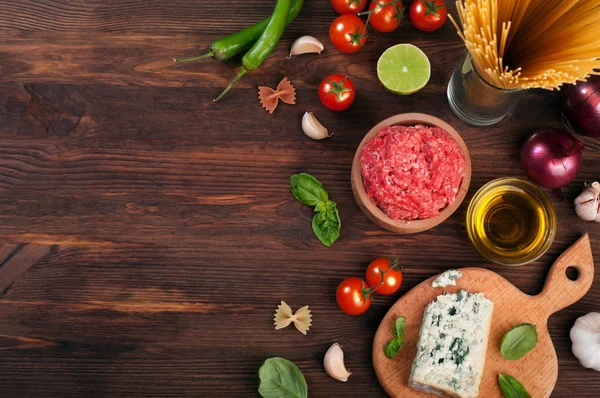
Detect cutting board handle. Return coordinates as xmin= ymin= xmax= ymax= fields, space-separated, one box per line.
xmin=534 ymin=234 xmax=594 ymax=317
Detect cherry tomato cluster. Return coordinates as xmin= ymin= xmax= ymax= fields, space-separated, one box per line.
xmin=336 ymin=257 xmax=403 ymax=315
xmin=328 ymin=0 xmax=447 ymax=53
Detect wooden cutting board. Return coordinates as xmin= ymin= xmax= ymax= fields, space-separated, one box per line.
xmin=373 ymin=234 xmax=594 ymax=398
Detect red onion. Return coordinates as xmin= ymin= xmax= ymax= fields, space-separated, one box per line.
xmin=521 ymin=129 xmax=584 ymax=189
xmin=563 ymin=75 xmax=600 ymax=137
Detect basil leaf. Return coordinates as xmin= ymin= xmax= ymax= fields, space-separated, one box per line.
xmin=385 ymin=316 xmax=407 ymax=359
xmin=314 ymin=199 xmax=336 ymax=214
xmin=394 ymin=316 xmax=407 ymax=338
xmin=500 ymin=323 xmax=538 ymax=360
xmin=384 ymin=337 xmax=404 ymax=359
xmin=290 ymin=173 xmax=328 ymax=207
xmin=498 ymin=374 xmax=531 ymax=398
xmin=258 ymin=357 xmax=308 ymax=398
xmin=311 ymin=205 xmax=341 ymax=247
xmin=314 ymin=201 xmax=326 ymax=213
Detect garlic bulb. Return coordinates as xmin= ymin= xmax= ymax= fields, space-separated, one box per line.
xmin=570 ymin=312 xmax=600 ymax=371
xmin=288 ymin=36 xmax=324 ymax=58
xmin=574 ymin=181 xmax=600 ymax=222
xmin=323 ymin=343 xmax=351 ymax=382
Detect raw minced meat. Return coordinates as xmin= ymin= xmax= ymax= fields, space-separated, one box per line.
xmin=360 ymin=124 xmax=466 ymax=220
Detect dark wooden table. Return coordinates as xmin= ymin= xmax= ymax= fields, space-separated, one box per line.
xmin=0 ymin=1 xmax=599 ymax=397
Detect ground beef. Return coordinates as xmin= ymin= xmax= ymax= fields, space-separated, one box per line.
xmin=360 ymin=124 xmax=466 ymax=220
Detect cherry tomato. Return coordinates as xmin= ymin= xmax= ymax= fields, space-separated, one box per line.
xmin=366 ymin=258 xmax=403 ymax=295
xmin=318 ymin=74 xmax=356 ymax=112
xmin=409 ymin=0 xmax=447 ymax=32
xmin=329 ymin=14 xmax=367 ymax=54
xmin=368 ymin=0 xmax=404 ymax=33
xmin=336 ymin=277 xmax=372 ymax=315
xmin=330 ymin=0 xmax=367 ymax=14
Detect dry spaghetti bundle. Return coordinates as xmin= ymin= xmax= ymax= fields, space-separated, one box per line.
xmin=449 ymin=0 xmax=600 ymax=90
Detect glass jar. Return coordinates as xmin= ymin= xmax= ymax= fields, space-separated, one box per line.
xmin=466 ymin=177 xmax=556 ymax=266
xmin=447 ymin=52 xmax=524 ymax=126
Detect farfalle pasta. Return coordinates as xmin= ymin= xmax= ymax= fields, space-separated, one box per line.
xmin=274 ymin=301 xmax=312 ymax=335
xmin=258 ymin=77 xmax=296 ymax=113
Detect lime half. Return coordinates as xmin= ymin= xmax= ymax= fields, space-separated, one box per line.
xmin=377 ymin=44 xmax=431 ymax=95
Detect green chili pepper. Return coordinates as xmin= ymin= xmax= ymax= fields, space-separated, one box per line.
xmin=175 ymin=0 xmax=303 ymax=62
xmin=213 ymin=0 xmax=291 ymax=102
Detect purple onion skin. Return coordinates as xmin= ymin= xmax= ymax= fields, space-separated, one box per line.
xmin=521 ymin=129 xmax=584 ymax=189
xmin=564 ymin=75 xmax=600 ymax=137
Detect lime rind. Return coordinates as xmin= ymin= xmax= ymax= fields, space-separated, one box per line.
xmin=377 ymin=44 xmax=431 ymax=95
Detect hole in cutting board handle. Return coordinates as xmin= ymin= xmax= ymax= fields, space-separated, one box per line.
xmin=566 ymin=266 xmax=580 ymax=281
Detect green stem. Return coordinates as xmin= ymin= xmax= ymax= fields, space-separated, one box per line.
xmin=173 ymin=52 xmax=215 ymax=63
xmin=213 ymin=68 xmax=248 ymax=102
xmin=370 ymin=257 xmax=401 ymax=294
xmin=366 ymin=271 xmax=386 ymax=296
xmin=390 ymin=256 xmax=402 ymax=271
xmin=364 ymin=10 xmax=372 ymax=33
xmin=357 ymin=0 xmax=402 ymax=15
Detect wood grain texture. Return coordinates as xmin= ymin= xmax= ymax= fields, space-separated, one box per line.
xmin=0 ymin=243 xmax=54 ymax=294
xmin=373 ymin=235 xmax=594 ymax=398
xmin=0 ymin=0 xmax=599 ymax=397
xmin=351 ymin=113 xmax=471 ymax=233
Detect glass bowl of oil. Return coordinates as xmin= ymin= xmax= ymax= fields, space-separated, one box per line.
xmin=466 ymin=177 xmax=556 ymax=266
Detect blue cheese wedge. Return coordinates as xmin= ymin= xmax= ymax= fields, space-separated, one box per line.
xmin=432 ymin=269 xmax=463 ymax=288
xmin=409 ymin=290 xmax=494 ymax=398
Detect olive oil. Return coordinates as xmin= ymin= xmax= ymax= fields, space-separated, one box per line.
xmin=467 ymin=178 xmax=556 ymax=266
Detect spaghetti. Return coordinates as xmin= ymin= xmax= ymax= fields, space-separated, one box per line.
xmin=449 ymin=0 xmax=600 ymax=90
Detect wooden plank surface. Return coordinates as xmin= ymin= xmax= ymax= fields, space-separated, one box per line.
xmin=0 ymin=1 xmax=599 ymax=397
xmin=0 ymin=243 xmax=54 ymax=294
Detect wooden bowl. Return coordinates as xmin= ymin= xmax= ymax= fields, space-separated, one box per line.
xmin=351 ymin=113 xmax=472 ymax=234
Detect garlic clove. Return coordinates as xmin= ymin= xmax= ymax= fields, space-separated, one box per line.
xmin=288 ymin=36 xmax=324 ymax=58
xmin=302 ymin=112 xmax=331 ymax=140
xmin=574 ymin=181 xmax=600 ymax=222
xmin=324 ymin=343 xmax=351 ymax=382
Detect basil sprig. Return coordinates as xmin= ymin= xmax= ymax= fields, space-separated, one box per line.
xmin=290 ymin=173 xmax=341 ymax=247
xmin=258 ymin=357 xmax=308 ymax=398
xmin=500 ymin=323 xmax=538 ymax=360
xmin=384 ymin=316 xmax=407 ymax=359
xmin=498 ymin=374 xmax=531 ymax=398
